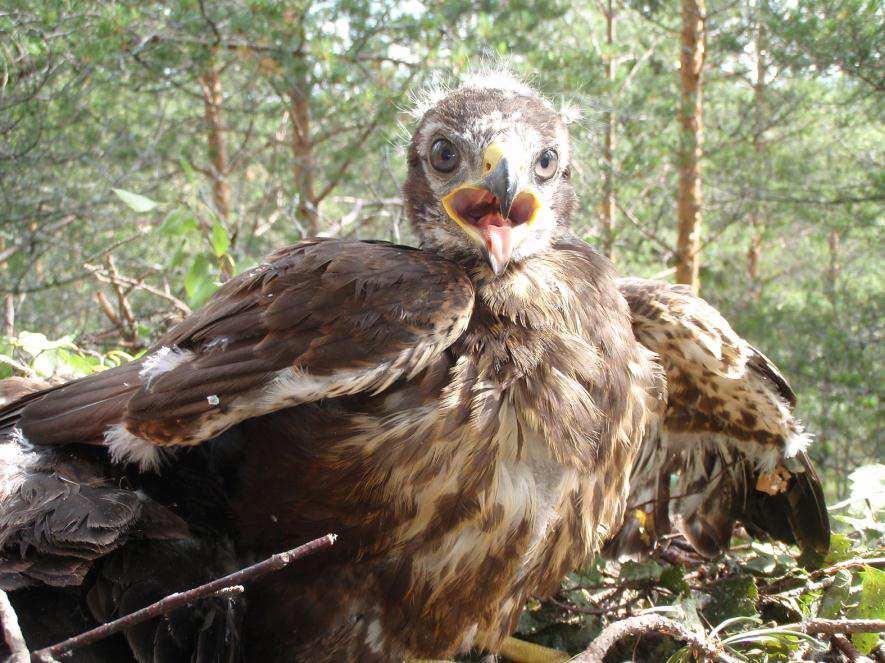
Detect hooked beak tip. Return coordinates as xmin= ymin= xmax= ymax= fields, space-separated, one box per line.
xmin=481 ymin=224 xmax=513 ymax=276
xmin=486 ymin=253 xmax=509 ymax=276
xmin=483 ymin=157 xmax=518 ymax=217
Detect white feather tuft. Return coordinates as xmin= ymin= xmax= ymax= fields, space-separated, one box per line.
xmin=407 ymin=64 xmax=555 ymax=121
xmin=755 ymin=445 xmax=781 ymax=473
xmin=104 ymin=424 xmax=163 ymax=472
xmin=0 ymin=429 xmax=39 ymax=499
xmin=138 ymin=346 xmax=193 ymax=387
xmin=558 ymin=99 xmax=583 ymax=125
xmin=784 ymin=430 xmax=812 ymax=459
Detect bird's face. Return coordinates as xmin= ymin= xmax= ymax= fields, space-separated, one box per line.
xmin=404 ymin=81 xmax=576 ymax=276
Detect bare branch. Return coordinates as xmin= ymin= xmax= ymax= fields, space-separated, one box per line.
xmin=0 ymin=214 xmax=77 ymax=266
xmin=30 ymin=534 xmax=337 ymax=662
xmin=796 ymin=618 xmax=885 ymax=636
xmin=761 ymin=557 xmax=885 ymax=595
xmin=573 ymin=614 xmax=742 ymax=663
xmin=105 ymin=255 xmax=138 ymax=344
xmin=0 ymin=589 xmax=29 ymax=662
xmin=84 ymin=263 xmax=191 ymax=316
xmin=832 ymin=633 xmax=873 ymax=663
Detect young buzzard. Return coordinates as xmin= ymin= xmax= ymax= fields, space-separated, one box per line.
xmin=0 ymin=75 xmax=826 ymax=662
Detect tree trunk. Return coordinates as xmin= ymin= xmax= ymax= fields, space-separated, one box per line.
xmin=3 ymin=294 xmax=13 ymax=337
xmin=747 ymin=16 xmax=767 ymax=299
xmin=600 ymin=0 xmax=617 ymax=260
xmin=823 ymin=228 xmax=842 ymax=494
xmin=200 ymin=67 xmax=231 ymax=224
xmin=289 ymin=83 xmax=320 ymax=238
xmin=675 ymin=0 xmax=706 ymax=293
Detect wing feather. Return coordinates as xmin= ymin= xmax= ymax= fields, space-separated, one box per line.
xmin=3 ymin=240 xmax=474 ymax=467
xmin=607 ymin=278 xmax=829 ymax=559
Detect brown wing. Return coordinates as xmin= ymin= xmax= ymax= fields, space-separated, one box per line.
xmin=606 ymin=278 xmax=829 ymax=560
xmin=4 ymin=239 xmax=474 ymax=469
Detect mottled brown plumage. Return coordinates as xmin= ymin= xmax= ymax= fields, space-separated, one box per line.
xmin=605 ymin=278 xmax=829 ymax=560
xmin=0 ymin=74 xmax=825 ymax=663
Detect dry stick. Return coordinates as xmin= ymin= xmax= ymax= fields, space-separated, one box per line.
xmin=761 ymin=557 xmax=885 ymax=595
xmin=83 ymin=263 xmax=191 ymax=316
xmin=573 ymin=614 xmax=742 ymax=663
xmin=796 ymin=618 xmax=885 ymax=636
xmin=831 ymin=633 xmax=872 ymax=663
xmin=104 ymin=255 xmax=138 ymax=342
xmin=30 ymin=534 xmax=337 ymax=662
xmin=0 ymin=589 xmax=29 ymax=662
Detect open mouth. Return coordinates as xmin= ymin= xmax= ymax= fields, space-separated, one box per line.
xmin=442 ymin=186 xmax=542 ymax=275
xmin=443 ymin=187 xmax=540 ymax=231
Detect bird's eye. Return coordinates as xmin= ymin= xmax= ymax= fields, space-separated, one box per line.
xmin=429 ymin=138 xmax=459 ymax=173
xmin=534 ymin=149 xmax=559 ymax=181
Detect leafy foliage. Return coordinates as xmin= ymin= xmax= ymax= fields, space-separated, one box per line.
xmin=512 ymin=484 xmax=883 ymax=660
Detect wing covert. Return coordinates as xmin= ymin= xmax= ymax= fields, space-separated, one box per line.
xmin=7 ymin=240 xmax=474 ymax=467
xmin=607 ymin=278 xmax=829 ymax=560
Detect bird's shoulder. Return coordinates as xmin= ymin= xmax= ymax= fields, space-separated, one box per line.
xmin=159 ymin=238 xmax=475 ymax=351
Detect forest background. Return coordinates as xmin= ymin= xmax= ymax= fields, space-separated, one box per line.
xmin=0 ymin=2 xmax=882 ymax=659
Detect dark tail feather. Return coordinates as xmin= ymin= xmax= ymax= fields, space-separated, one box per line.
xmin=610 ymin=441 xmax=831 ymax=561
xmin=789 ymin=453 xmax=830 ymax=553
xmin=0 ymin=362 xmax=143 ymax=446
xmin=708 ymin=450 xmax=830 ymax=557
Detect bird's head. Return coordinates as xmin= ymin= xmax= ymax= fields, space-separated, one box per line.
xmin=404 ymin=73 xmax=576 ymax=276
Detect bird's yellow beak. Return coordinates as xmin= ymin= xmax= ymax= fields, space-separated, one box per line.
xmin=442 ymin=143 xmax=542 ymax=275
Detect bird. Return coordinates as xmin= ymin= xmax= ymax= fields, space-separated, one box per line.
xmin=0 ymin=72 xmax=827 ymax=662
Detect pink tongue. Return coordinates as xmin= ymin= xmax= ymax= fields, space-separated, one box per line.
xmin=478 ymin=213 xmax=513 ymax=272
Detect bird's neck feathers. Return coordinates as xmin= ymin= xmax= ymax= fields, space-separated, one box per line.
xmin=468 ymin=234 xmax=620 ymax=332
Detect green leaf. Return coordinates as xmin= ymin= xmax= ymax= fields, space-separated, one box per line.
xmin=210 ymin=221 xmax=230 ymax=257
xmin=704 ymin=576 xmax=759 ymax=625
xmin=848 ymin=464 xmax=885 ymax=512
xmin=665 ymin=647 xmax=692 ymax=663
xmin=819 ymin=568 xmax=852 ymax=619
xmin=18 ymin=332 xmax=74 ymax=357
xmin=619 ymin=559 xmax=663 ymax=583
xmin=112 ymin=188 xmax=158 ymax=213
xmin=746 ymin=554 xmax=778 ymax=575
xmin=55 ymin=349 xmax=101 ymax=377
xmin=660 ymin=564 xmax=689 ymax=595
xmin=824 ymin=533 xmax=855 ymax=564
xmin=160 ymin=208 xmax=199 ymax=237
xmin=17 ymin=331 xmax=50 ymax=356
xmin=184 ymin=254 xmax=218 ymax=307
xmin=179 ymin=155 xmax=197 ymax=184
xmin=851 ymin=566 xmax=885 ymax=653
xmin=32 ymin=350 xmax=58 ymax=378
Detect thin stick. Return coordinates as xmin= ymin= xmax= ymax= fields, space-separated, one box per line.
xmin=31 ymin=534 xmax=337 ymax=661
xmin=84 ymin=263 xmax=191 ymax=316
xmin=761 ymin=557 xmax=885 ymax=595
xmin=831 ymin=633 xmax=872 ymax=663
xmin=0 ymin=589 xmax=29 ymax=662
xmin=573 ymin=614 xmax=741 ymax=663
xmin=795 ymin=618 xmax=885 ymax=636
